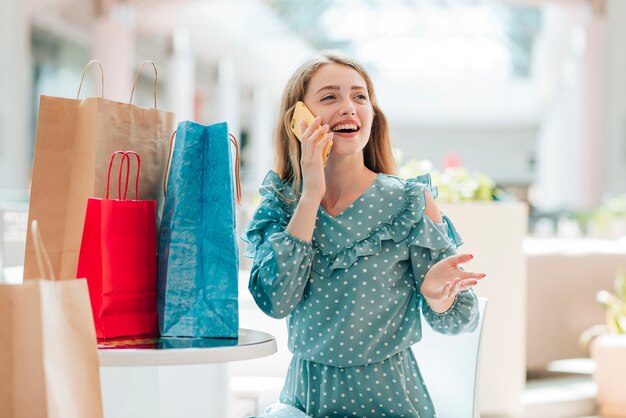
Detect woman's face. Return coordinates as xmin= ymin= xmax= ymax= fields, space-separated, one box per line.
xmin=303 ymin=63 xmax=374 ymax=158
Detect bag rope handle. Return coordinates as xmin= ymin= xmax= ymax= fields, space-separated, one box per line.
xmin=129 ymin=60 xmax=158 ymax=109
xmin=120 ymin=151 xmax=140 ymax=200
xmin=229 ymin=133 xmax=242 ymax=204
xmin=106 ymin=151 xmax=141 ymax=201
xmin=30 ymin=220 xmax=56 ymax=281
xmin=106 ymin=151 xmax=129 ymax=200
xmin=77 ymin=60 xmax=104 ymax=99
xmin=163 ymin=130 xmax=177 ymax=197
xmin=162 ymin=130 xmax=241 ymax=204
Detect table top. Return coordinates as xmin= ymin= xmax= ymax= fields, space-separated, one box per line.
xmin=98 ymin=328 xmax=277 ymax=367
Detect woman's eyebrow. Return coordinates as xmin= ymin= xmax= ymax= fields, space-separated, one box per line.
xmin=315 ymin=85 xmax=367 ymax=94
xmin=315 ymin=85 xmax=340 ymax=94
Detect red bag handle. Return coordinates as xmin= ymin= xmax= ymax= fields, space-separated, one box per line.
xmin=106 ymin=151 xmax=128 ymax=200
xmin=120 ymin=151 xmax=140 ymax=200
xmin=106 ymin=151 xmax=141 ymax=201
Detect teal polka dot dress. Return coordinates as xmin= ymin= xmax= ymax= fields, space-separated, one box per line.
xmin=241 ymin=171 xmax=479 ymax=418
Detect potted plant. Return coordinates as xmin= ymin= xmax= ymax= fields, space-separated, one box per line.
xmin=581 ymin=271 xmax=626 ymax=416
xmin=397 ymin=159 xmax=507 ymax=203
xmin=573 ymin=195 xmax=626 ymax=238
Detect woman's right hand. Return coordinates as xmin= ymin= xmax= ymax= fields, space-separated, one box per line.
xmin=299 ymin=116 xmax=333 ymax=202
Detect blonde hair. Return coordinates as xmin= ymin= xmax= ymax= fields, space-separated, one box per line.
xmin=274 ymin=52 xmax=396 ymax=198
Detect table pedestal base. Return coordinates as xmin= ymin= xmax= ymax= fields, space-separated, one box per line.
xmin=101 ymin=364 xmax=231 ymax=418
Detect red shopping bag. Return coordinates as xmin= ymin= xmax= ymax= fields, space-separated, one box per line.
xmin=77 ymin=151 xmax=158 ymax=339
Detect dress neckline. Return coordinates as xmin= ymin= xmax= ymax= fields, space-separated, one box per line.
xmin=318 ymin=173 xmax=382 ymax=220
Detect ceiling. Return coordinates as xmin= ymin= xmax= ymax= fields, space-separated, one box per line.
xmin=26 ymin=0 xmax=551 ymax=126
xmin=29 ymin=0 xmax=316 ymax=93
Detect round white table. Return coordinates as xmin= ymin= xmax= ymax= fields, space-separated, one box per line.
xmin=98 ymin=329 xmax=277 ymax=418
xmin=98 ymin=328 xmax=276 ymax=366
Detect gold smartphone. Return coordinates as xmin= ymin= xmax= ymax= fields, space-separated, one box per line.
xmin=290 ymin=101 xmax=333 ymax=165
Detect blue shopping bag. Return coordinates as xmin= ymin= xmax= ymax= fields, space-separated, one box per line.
xmin=158 ymin=121 xmax=241 ymax=338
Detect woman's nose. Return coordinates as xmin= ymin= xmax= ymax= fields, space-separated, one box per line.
xmin=339 ymin=99 xmax=356 ymax=116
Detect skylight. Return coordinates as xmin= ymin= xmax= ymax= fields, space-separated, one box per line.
xmin=267 ymin=0 xmax=542 ymax=82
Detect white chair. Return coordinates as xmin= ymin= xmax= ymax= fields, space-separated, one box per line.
xmin=229 ymin=271 xmax=292 ymax=417
xmin=411 ymin=297 xmax=488 ymax=418
xmin=232 ymin=273 xmax=488 ymax=418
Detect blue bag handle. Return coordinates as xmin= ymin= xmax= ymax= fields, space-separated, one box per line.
xmin=162 ymin=130 xmax=242 ymax=204
xmin=229 ymin=133 xmax=242 ymax=204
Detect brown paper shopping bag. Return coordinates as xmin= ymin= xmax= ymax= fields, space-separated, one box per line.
xmin=24 ymin=60 xmax=175 ymax=280
xmin=0 ymin=220 xmax=104 ymax=418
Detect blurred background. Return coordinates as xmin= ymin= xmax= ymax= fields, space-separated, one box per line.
xmin=2 ymin=0 xmax=626 ymax=417
xmin=2 ymin=0 xmax=624 ymax=218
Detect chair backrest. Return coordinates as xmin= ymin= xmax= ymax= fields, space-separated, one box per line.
xmin=411 ymin=297 xmax=488 ymax=418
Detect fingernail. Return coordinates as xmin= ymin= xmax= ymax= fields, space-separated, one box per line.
xmin=469 ymin=254 xmax=474 ymax=259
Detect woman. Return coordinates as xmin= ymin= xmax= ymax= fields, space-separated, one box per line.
xmin=241 ymin=53 xmax=485 ymax=418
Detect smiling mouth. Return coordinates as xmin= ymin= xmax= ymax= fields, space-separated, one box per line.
xmin=331 ymin=123 xmax=360 ymax=133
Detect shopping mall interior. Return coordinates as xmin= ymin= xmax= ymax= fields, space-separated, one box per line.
xmin=1 ymin=0 xmax=626 ymax=417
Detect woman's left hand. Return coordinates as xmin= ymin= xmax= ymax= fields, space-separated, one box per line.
xmin=420 ymin=253 xmax=485 ymax=301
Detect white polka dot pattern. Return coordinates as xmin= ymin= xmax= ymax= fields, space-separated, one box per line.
xmin=273 ymin=349 xmax=437 ymax=418
xmin=241 ymin=171 xmax=480 ymax=417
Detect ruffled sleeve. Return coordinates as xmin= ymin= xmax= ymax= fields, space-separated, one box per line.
xmin=421 ymin=288 xmax=479 ymax=335
xmin=405 ymin=174 xmax=480 ymax=335
xmin=240 ymin=171 xmax=314 ymax=319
